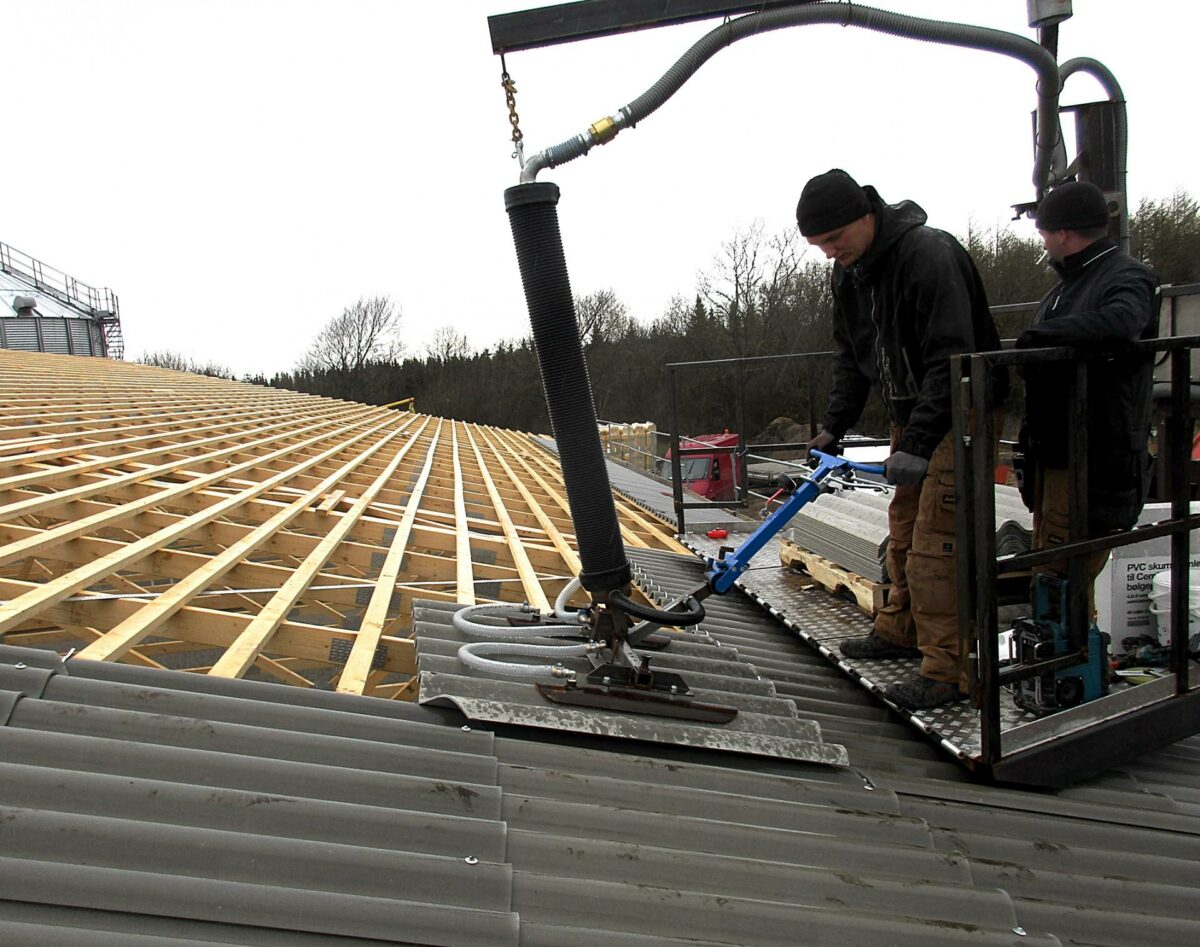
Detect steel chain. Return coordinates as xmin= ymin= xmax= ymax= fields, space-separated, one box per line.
xmin=500 ymin=55 xmax=524 ymax=163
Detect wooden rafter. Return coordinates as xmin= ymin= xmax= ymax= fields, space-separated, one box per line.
xmin=0 ymin=351 xmax=687 ymax=698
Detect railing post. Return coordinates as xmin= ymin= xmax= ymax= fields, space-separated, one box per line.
xmin=1169 ymin=347 xmax=1191 ymax=694
xmin=972 ymin=358 xmax=1000 ymax=762
xmin=1066 ymin=359 xmax=1090 ymax=653
xmin=668 ymin=365 xmax=685 ymax=535
xmin=956 ymin=355 xmax=1001 ymax=763
xmin=734 ymin=361 xmax=748 ymax=506
xmin=803 ymin=355 xmax=813 ymax=438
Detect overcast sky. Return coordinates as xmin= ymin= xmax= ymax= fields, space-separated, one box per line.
xmin=5 ymin=1 xmax=1197 ymax=377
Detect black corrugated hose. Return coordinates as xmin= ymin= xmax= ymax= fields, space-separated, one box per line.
xmin=504 ymin=182 xmax=631 ymax=597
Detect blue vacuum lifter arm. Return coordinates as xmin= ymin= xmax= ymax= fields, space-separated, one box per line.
xmin=703 ymin=449 xmax=885 ymax=595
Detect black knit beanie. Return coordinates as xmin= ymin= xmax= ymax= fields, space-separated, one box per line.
xmin=1035 ymin=181 xmax=1110 ymax=230
xmin=796 ymin=169 xmax=871 ymax=236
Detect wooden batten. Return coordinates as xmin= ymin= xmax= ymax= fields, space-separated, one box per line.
xmin=0 ymin=350 xmax=685 ymax=698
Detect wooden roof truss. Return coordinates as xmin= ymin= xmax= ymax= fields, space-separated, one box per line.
xmin=0 ymin=351 xmax=687 ymax=699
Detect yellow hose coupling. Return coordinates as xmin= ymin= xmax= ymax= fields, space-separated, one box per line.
xmin=589 ymin=116 xmax=619 ymax=145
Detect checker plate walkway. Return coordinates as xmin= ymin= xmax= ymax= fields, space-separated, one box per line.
xmin=676 ymin=530 xmax=1158 ymax=769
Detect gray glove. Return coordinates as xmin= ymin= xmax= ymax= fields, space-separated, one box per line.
xmin=884 ymin=451 xmax=928 ymax=486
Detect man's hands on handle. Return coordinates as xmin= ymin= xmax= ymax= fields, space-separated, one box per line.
xmin=883 ymin=451 xmax=928 ymax=486
xmin=806 ymin=429 xmax=838 ymax=466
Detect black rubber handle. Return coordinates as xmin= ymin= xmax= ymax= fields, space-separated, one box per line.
xmin=607 ymin=589 xmax=705 ymax=627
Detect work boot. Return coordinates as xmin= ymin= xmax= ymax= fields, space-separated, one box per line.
xmin=838 ymin=631 xmax=921 ymax=660
xmin=884 ymin=674 xmax=965 ymax=710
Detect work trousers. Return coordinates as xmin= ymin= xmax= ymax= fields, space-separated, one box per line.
xmin=1031 ymin=467 xmax=1110 ymax=618
xmin=874 ymin=428 xmax=960 ymax=684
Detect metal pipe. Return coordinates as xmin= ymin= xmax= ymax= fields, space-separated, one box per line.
xmin=1058 ymin=57 xmax=1130 ymax=254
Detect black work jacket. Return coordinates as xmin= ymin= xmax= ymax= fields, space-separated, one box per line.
xmin=823 ymin=189 xmax=1007 ymax=459
xmin=1018 ymin=237 xmax=1160 ymax=530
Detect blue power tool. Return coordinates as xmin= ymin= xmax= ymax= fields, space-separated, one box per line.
xmin=1012 ymin=573 xmax=1111 ymax=716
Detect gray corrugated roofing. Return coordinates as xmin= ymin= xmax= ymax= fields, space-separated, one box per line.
xmin=4 ymin=543 xmax=1199 ymax=947
xmin=415 ymin=598 xmax=848 ymax=767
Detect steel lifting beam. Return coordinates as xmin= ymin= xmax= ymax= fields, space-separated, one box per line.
xmin=488 ymin=0 xmax=819 ymax=54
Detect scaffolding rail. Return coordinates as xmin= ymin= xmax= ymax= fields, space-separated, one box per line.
xmin=0 ymin=240 xmax=123 ymax=358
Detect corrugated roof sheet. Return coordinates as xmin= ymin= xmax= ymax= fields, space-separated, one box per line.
xmin=3 ymin=356 xmax=1199 ymax=945
xmin=5 ymin=577 xmax=1199 ymax=945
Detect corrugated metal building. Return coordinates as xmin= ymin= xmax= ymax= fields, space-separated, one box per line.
xmin=0 ymin=241 xmax=122 ymax=358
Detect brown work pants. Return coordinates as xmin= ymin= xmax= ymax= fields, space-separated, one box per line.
xmin=1031 ymin=467 xmax=1110 ymax=618
xmin=874 ymin=428 xmax=961 ymax=683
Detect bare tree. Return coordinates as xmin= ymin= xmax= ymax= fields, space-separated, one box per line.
xmin=137 ymin=350 xmax=235 ymax=379
xmin=697 ymin=221 xmax=802 ymax=357
xmin=574 ymin=289 xmax=630 ymax=347
xmin=425 ymin=326 xmax=471 ymax=362
xmin=301 ymin=296 xmax=402 ymax=374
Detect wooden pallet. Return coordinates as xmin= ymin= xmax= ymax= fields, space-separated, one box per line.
xmin=780 ymin=541 xmax=889 ymax=616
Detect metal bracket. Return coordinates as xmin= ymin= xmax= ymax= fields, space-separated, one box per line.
xmin=329 ymin=638 xmax=387 ymax=670
xmin=535 ymin=680 xmax=738 ymax=723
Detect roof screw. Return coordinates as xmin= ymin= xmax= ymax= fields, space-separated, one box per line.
xmin=464 ymin=856 xmax=479 ymax=865
xmin=1012 ymin=927 xmax=1027 ymax=937
xmin=460 ymin=725 xmax=471 ymax=732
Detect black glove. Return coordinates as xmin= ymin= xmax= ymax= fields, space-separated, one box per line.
xmin=884 ymin=451 xmax=928 ymax=486
xmin=806 ymin=429 xmax=838 ymax=462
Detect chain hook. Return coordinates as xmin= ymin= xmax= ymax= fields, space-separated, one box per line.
xmin=500 ymin=53 xmax=525 ymax=166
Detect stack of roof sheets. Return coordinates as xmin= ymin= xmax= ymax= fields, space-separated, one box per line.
xmin=786 ymin=484 xmax=1033 ymax=582
xmin=785 ymin=487 xmax=892 ymax=581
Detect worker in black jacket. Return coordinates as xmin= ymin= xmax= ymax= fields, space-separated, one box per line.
xmin=1017 ymin=180 xmax=1160 ymax=614
xmin=797 ymin=169 xmax=1007 ymax=710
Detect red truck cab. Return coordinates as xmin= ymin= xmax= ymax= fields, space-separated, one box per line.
xmin=661 ymin=432 xmax=743 ymax=502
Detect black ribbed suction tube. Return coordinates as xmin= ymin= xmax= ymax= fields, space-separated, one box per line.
xmin=505 ymin=182 xmax=631 ymax=596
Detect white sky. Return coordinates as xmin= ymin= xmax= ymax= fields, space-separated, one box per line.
xmin=5 ymin=1 xmax=1198 ymax=377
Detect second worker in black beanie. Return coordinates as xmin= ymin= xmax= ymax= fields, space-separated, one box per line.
xmin=795 ymin=168 xmax=1009 ymax=711
xmin=1016 ymin=179 xmax=1158 ymax=633
xmin=1034 ymin=180 xmax=1110 ymax=232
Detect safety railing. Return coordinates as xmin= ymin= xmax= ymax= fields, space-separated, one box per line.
xmin=0 ymin=241 xmax=120 ymax=317
xmin=665 ymin=351 xmax=845 ymax=531
xmin=954 ymin=331 xmax=1200 ymax=785
xmin=0 ymin=241 xmax=124 ymax=359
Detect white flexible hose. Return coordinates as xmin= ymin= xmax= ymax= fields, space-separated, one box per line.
xmin=452 ymin=601 xmax=581 ymax=639
xmin=554 ymin=575 xmax=586 ymax=622
xmin=457 ymin=639 xmax=595 ymax=679
xmin=453 ymin=596 xmax=596 ymax=680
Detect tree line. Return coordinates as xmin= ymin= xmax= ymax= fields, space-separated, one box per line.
xmin=142 ymin=190 xmax=1199 ymax=441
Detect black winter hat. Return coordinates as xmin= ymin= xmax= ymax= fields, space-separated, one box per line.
xmin=796 ymin=169 xmax=871 ymax=236
xmin=1035 ymin=181 xmax=1110 ymax=231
